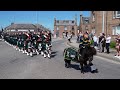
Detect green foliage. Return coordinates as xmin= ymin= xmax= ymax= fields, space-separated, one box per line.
xmin=90 ymin=40 xmax=94 ymax=45
xmin=110 ymin=41 xmax=116 ymax=48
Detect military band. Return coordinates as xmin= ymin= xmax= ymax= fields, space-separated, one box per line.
xmin=3 ymin=31 xmax=52 ymax=58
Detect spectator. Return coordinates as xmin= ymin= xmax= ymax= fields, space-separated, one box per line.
xmin=115 ymin=35 xmax=120 ymax=56
xmin=105 ymin=34 xmax=111 ymax=54
xmin=98 ymin=33 xmax=102 ymax=52
xmin=93 ymin=34 xmax=98 ymax=49
xmin=76 ymin=33 xmax=80 ymax=43
xmin=101 ymin=33 xmax=106 ymax=53
xmin=68 ymin=34 xmax=72 ymax=43
xmin=99 ymin=33 xmax=106 ymax=53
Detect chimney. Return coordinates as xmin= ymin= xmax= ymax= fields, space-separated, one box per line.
xmin=75 ymin=14 xmax=77 ymax=25
xmin=80 ymin=14 xmax=83 ymax=24
xmin=79 ymin=14 xmax=83 ymax=32
xmin=11 ymin=23 xmax=14 ymax=25
xmin=54 ymin=18 xmax=56 ymax=26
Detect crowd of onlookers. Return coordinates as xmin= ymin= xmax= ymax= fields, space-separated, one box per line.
xmin=76 ymin=31 xmax=113 ymax=55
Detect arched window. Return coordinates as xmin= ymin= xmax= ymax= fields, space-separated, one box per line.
xmin=113 ymin=11 xmax=120 ymax=18
xmin=112 ymin=26 xmax=120 ymax=35
xmin=57 ymin=26 xmax=59 ymax=30
xmin=72 ymin=26 xmax=74 ymax=30
xmin=92 ymin=14 xmax=95 ymax=22
xmin=64 ymin=26 xmax=67 ymax=30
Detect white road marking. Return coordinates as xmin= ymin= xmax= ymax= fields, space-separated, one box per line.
xmin=95 ymin=56 xmax=120 ymax=65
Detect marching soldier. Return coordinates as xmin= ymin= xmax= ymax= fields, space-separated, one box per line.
xmin=21 ymin=32 xmax=28 ymax=53
xmin=41 ymin=31 xmax=47 ymax=57
xmin=36 ymin=32 xmax=43 ymax=54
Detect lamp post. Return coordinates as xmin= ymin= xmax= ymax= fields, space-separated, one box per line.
xmin=36 ymin=11 xmax=39 ymax=32
xmin=102 ymin=11 xmax=105 ymax=33
xmin=106 ymin=11 xmax=108 ymax=36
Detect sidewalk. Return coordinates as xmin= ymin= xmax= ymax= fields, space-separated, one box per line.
xmin=52 ymin=37 xmax=62 ymax=42
xmin=67 ymin=38 xmax=120 ymax=62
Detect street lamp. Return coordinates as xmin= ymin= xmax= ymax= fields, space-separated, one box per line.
xmin=106 ymin=11 xmax=108 ymax=36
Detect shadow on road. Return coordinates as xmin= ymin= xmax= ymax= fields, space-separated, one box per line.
xmin=70 ymin=64 xmax=98 ymax=73
xmin=51 ymin=51 xmax=58 ymax=54
xmin=70 ymin=64 xmax=80 ymax=70
xmin=51 ymin=51 xmax=58 ymax=58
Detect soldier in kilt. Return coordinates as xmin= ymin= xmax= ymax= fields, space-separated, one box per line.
xmin=21 ymin=32 xmax=28 ymax=54
xmin=17 ymin=33 xmax=22 ymax=51
xmin=36 ymin=32 xmax=43 ymax=54
xmin=31 ymin=32 xmax=39 ymax=54
xmin=13 ymin=33 xmax=18 ymax=49
xmin=41 ymin=31 xmax=47 ymax=57
xmin=45 ymin=31 xmax=52 ymax=58
xmin=25 ymin=32 xmax=33 ymax=56
xmin=15 ymin=34 xmax=19 ymax=50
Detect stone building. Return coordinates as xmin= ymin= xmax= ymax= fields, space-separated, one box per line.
xmin=91 ymin=11 xmax=120 ymax=36
xmin=54 ymin=18 xmax=78 ymax=38
xmin=79 ymin=15 xmax=91 ymax=33
xmin=4 ymin=23 xmax=50 ymax=34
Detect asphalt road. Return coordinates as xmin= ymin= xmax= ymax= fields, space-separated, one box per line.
xmin=0 ymin=38 xmax=120 ymax=79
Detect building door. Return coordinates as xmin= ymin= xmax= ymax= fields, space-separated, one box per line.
xmin=56 ymin=31 xmax=59 ymax=37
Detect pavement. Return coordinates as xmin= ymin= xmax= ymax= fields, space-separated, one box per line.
xmin=67 ymin=37 xmax=120 ymax=63
xmin=52 ymin=37 xmax=62 ymax=42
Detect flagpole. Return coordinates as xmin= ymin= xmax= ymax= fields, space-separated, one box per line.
xmin=36 ymin=11 xmax=39 ymax=32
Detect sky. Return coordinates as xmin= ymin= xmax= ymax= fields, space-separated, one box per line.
xmin=0 ymin=11 xmax=90 ymax=32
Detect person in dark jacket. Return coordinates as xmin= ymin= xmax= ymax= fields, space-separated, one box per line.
xmin=99 ymin=33 xmax=106 ymax=53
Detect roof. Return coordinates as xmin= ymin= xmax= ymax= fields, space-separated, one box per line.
xmin=35 ymin=24 xmax=50 ymax=32
xmin=55 ymin=20 xmax=76 ymax=26
xmin=77 ymin=26 xmax=80 ymax=30
xmin=4 ymin=23 xmax=50 ymax=32
xmin=82 ymin=17 xmax=91 ymax=24
xmin=5 ymin=24 xmax=36 ymax=30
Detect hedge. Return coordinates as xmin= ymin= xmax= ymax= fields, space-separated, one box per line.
xmin=110 ymin=41 xmax=116 ymax=48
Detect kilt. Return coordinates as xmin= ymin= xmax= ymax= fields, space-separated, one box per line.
xmin=24 ymin=42 xmax=28 ymax=50
xmin=18 ymin=41 xmax=22 ymax=48
xmin=14 ymin=39 xmax=17 ymax=46
xmin=41 ymin=43 xmax=46 ymax=51
xmin=21 ymin=41 xmax=24 ymax=48
xmin=33 ymin=42 xmax=38 ymax=49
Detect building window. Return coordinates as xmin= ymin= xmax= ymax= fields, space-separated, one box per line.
xmin=10 ymin=29 xmax=16 ymax=32
xmin=85 ymin=20 xmax=88 ymax=24
xmin=85 ymin=26 xmax=88 ymax=30
xmin=113 ymin=11 xmax=116 ymax=18
xmin=63 ymin=20 xmax=65 ymax=23
xmin=57 ymin=26 xmax=59 ymax=30
xmin=85 ymin=18 xmax=89 ymax=24
xmin=66 ymin=21 xmax=69 ymax=23
xmin=57 ymin=20 xmax=59 ymax=23
xmin=64 ymin=26 xmax=67 ymax=30
xmin=92 ymin=14 xmax=95 ymax=22
xmin=112 ymin=26 xmax=120 ymax=35
xmin=18 ymin=29 xmax=28 ymax=32
xmin=92 ymin=27 xmax=95 ymax=33
xmin=116 ymin=11 xmax=120 ymax=18
xmin=72 ymin=26 xmax=74 ymax=30
xmin=113 ymin=11 xmax=120 ymax=18
xmin=72 ymin=21 xmax=74 ymax=23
